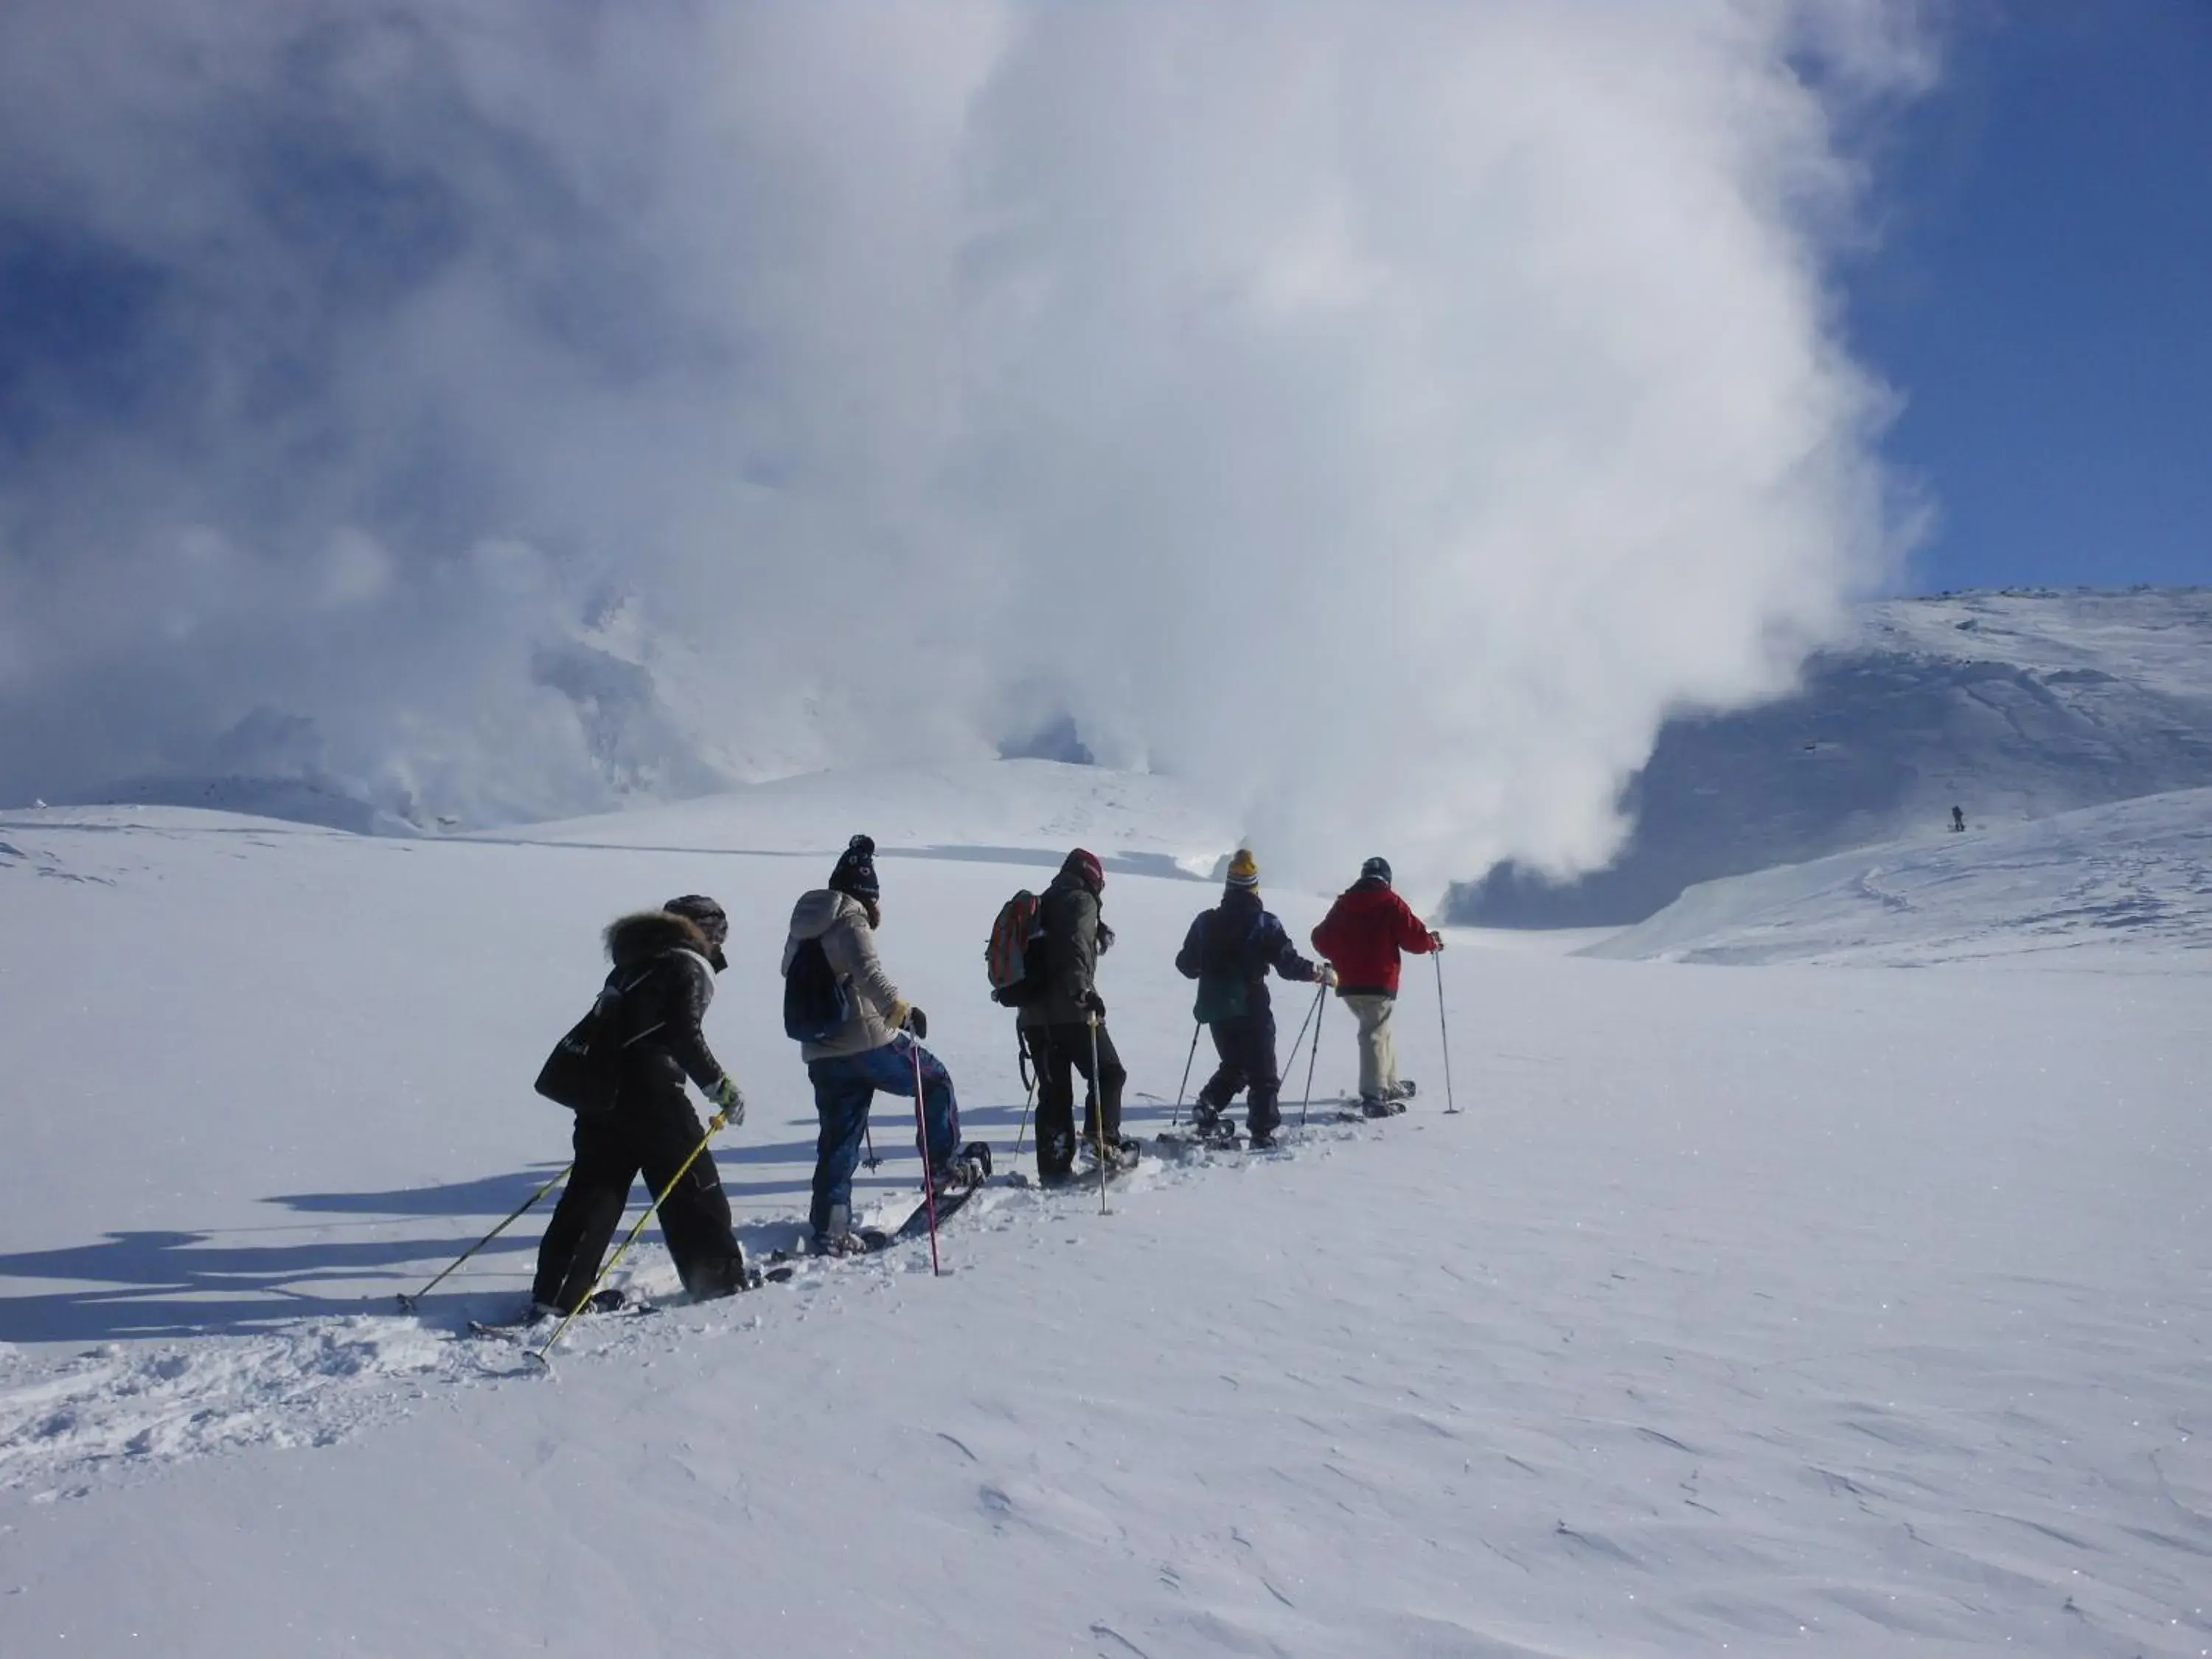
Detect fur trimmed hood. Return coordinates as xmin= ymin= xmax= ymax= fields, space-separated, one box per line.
xmin=605 ymin=909 xmax=715 ymax=968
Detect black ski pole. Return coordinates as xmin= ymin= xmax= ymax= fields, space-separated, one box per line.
xmin=1435 ymin=950 xmax=1458 ymax=1116
xmin=863 ymin=1118 xmax=880 ymax=1172
xmin=1012 ymin=1032 xmax=1037 ymax=1160
xmin=1089 ymin=1015 xmax=1110 ymax=1216
xmin=1282 ymin=982 xmax=1322 ymax=1082
xmin=1298 ymin=980 xmax=1327 ymax=1127
xmin=1169 ymin=1023 xmax=1200 ymax=1127
xmin=397 ymin=1162 xmax=573 ymax=1310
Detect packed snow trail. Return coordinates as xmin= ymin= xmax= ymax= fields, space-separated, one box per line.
xmin=1 ymin=804 xmax=2208 ymax=1656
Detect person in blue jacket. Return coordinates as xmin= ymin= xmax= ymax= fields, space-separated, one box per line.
xmin=1174 ymin=849 xmax=1332 ymax=1149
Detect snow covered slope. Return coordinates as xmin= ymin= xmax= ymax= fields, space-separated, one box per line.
xmin=488 ymin=757 xmax=1236 ymax=875
xmin=1 ymin=793 xmax=2208 ymax=1657
xmin=1586 ymin=786 xmax=2212 ymax=967
xmin=1458 ymin=588 xmax=2212 ymax=925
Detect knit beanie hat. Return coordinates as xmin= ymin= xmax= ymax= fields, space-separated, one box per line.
xmin=1062 ymin=846 xmax=1105 ymax=894
xmin=829 ymin=833 xmax=880 ymax=902
xmin=1225 ymin=848 xmax=1260 ymax=889
xmin=1360 ymin=856 xmax=1393 ymax=887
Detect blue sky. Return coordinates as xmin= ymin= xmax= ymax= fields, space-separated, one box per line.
xmin=1848 ymin=4 xmax=2212 ymax=594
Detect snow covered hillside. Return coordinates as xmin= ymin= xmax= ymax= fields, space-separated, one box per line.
xmin=1458 ymin=588 xmax=2212 ymax=926
xmin=29 ymin=591 xmax=2212 ymax=942
xmin=1 ymin=787 xmax=2208 ymax=1657
xmin=1588 ymin=786 xmax=2212 ymax=967
xmin=483 ymin=757 xmax=1236 ymax=877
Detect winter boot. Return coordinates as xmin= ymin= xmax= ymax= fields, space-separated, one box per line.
xmin=1085 ymin=1136 xmax=1139 ymax=1174
xmin=811 ymin=1231 xmax=872 ymax=1258
xmin=931 ymin=1141 xmax=992 ymax=1194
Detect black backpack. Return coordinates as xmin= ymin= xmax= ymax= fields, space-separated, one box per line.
xmin=533 ymin=969 xmax=647 ymax=1113
xmin=783 ymin=936 xmax=852 ymax=1043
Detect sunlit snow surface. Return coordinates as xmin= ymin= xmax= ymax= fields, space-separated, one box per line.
xmin=1 ymin=784 xmax=2207 ymax=1657
xmin=1591 ymin=787 xmax=2212 ymax=967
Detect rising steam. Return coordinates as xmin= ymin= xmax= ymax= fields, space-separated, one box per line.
xmin=0 ymin=1 xmax=1931 ymax=900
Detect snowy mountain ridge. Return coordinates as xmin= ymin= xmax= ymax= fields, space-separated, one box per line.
xmin=1586 ymin=783 xmax=2212 ymax=967
xmin=1457 ymin=585 xmax=2212 ymax=926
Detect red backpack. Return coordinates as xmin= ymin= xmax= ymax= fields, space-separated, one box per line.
xmin=985 ymin=891 xmax=1048 ymax=1006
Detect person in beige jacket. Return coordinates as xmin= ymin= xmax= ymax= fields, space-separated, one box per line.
xmin=782 ymin=835 xmax=984 ymax=1253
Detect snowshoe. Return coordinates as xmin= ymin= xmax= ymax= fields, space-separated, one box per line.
xmin=931 ymin=1140 xmax=993 ymax=1194
xmin=1082 ymin=1135 xmax=1140 ymax=1173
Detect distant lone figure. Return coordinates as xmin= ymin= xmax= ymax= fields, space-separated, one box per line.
xmin=1950 ymin=804 xmax=1966 ymax=833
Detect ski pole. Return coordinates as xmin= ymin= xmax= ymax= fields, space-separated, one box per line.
xmin=863 ymin=1119 xmax=880 ymax=1172
xmin=1282 ymin=982 xmax=1323 ymax=1085
xmin=910 ymin=1037 xmax=943 ymax=1277
xmin=1089 ymin=1015 xmax=1110 ymax=1216
xmin=1169 ymin=1023 xmax=1200 ymax=1127
xmin=533 ymin=1110 xmax=728 ymax=1363
xmin=397 ymin=1162 xmax=573 ymax=1310
xmin=1298 ymin=981 xmax=1327 ymax=1128
xmin=1435 ymin=950 xmax=1458 ymax=1116
xmin=1012 ymin=1032 xmax=1037 ymax=1159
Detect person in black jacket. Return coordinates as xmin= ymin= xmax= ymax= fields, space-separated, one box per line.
xmin=1017 ymin=847 xmax=1130 ymax=1182
xmin=1174 ymin=849 xmax=1332 ymax=1149
xmin=530 ymin=896 xmax=752 ymax=1314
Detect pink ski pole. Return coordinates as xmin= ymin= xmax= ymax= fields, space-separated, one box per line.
xmin=910 ymin=1037 xmax=942 ymax=1276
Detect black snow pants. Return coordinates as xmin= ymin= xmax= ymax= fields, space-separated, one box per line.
xmin=1196 ymin=1011 xmax=1282 ymax=1137
xmin=1022 ymin=1020 xmax=1127 ymax=1180
xmin=531 ymin=1091 xmax=748 ymax=1312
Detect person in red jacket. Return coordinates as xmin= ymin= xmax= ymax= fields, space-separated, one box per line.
xmin=1310 ymin=856 xmax=1442 ymax=1116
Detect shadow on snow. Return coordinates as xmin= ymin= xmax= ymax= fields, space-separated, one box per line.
xmin=0 ymin=1099 xmax=1066 ymax=1344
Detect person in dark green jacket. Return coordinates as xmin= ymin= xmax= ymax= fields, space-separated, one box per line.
xmin=1016 ymin=848 xmax=1130 ymax=1182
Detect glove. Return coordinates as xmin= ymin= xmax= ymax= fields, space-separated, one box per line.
xmin=903 ymin=1005 xmax=928 ymax=1040
xmin=1095 ymin=921 xmax=1116 ymax=956
xmin=1427 ymin=931 xmax=1446 ymax=953
xmin=1081 ymin=989 xmax=1107 ymax=1019
xmin=711 ymin=1076 xmax=746 ymax=1127
xmin=1315 ymin=963 xmax=1340 ymax=988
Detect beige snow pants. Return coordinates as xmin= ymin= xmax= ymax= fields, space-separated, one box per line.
xmin=1341 ymin=992 xmax=1399 ymax=1103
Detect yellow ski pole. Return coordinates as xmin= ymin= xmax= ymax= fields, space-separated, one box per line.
xmin=531 ymin=1110 xmax=727 ymax=1364
xmin=397 ymin=1162 xmax=573 ymax=1311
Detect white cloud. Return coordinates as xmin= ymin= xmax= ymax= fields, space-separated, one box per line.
xmin=0 ymin=1 xmax=1927 ymax=896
